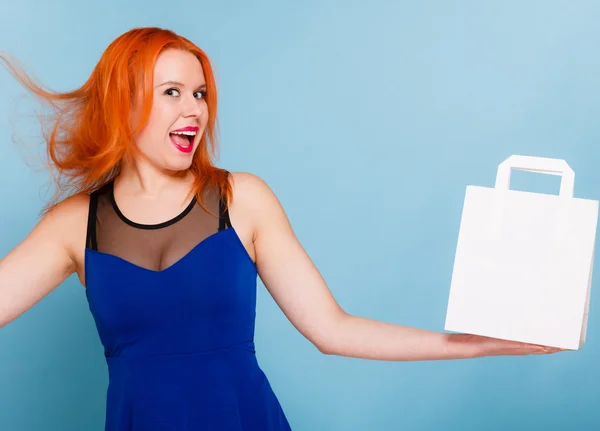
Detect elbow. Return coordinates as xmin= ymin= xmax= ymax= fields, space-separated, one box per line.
xmin=0 ymin=316 xmax=11 ymax=329
xmin=316 ymin=341 xmax=335 ymax=355
xmin=0 ymin=309 xmax=17 ymax=329
xmin=311 ymin=310 xmax=349 ymax=356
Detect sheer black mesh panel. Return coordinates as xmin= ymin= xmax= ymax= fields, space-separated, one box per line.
xmin=86 ymin=180 xmax=229 ymax=272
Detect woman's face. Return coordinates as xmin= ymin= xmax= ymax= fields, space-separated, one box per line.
xmin=130 ymin=48 xmax=209 ymax=172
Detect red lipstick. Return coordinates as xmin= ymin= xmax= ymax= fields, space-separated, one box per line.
xmin=169 ymin=126 xmax=199 ymax=154
xmin=171 ymin=126 xmax=199 ymax=133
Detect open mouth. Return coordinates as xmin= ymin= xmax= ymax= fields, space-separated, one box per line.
xmin=169 ymin=130 xmax=196 ymax=153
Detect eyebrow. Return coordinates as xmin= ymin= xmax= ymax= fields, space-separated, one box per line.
xmin=156 ymin=80 xmax=207 ymax=89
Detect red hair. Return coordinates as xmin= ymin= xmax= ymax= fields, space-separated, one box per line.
xmin=0 ymin=27 xmax=231 ymax=215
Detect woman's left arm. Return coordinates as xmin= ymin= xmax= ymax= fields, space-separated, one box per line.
xmin=233 ymin=173 xmax=558 ymax=361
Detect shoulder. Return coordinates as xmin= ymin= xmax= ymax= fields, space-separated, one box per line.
xmin=226 ymin=171 xmax=289 ymax=236
xmin=227 ymin=171 xmax=269 ymax=190
xmin=22 ymin=192 xmax=91 ymax=278
xmin=40 ymin=191 xmax=90 ymax=248
xmin=227 ymin=171 xmax=280 ymax=211
xmin=45 ymin=192 xmax=90 ymax=226
xmin=42 ymin=192 xmax=90 ymax=249
xmin=51 ymin=192 xmax=95 ymax=276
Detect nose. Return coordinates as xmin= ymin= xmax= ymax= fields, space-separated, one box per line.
xmin=181 ymin=93 xmax=203 ymax=118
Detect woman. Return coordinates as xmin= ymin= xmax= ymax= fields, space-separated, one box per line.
xmin=0 ymin=27 xmax=560 ymax=430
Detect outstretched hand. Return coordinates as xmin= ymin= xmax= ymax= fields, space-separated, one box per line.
xmin=449 ymin=334 xmax=565 ymax=358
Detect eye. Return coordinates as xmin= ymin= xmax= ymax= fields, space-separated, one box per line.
xmin=194 ymin=90 xmax=207 ymax=99
xmin=164 ymin=88 xmax=180 ymax=97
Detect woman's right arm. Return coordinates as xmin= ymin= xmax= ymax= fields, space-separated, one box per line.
xmin=0 ymin=193 xmax=88 ymax=328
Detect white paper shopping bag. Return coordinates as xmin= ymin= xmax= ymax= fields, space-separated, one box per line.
xmin=445 ymin=155 xmax=599 ymax=350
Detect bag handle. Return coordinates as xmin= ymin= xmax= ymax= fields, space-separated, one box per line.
xmin=494 ymin=155 xmax=575 ymax=198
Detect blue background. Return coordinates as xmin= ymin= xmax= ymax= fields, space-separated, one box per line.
xmin=1 ymin=1 xmax=599 ymax=430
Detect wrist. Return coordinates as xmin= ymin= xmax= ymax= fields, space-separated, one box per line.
xmin=444 ymin=333 xmax=483 ymax=359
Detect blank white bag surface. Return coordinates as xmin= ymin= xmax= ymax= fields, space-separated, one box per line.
xmin=445 ymin=161 xmax=598 ymax=350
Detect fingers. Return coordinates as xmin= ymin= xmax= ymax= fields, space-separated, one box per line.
xmin=542 ymin=346 xmax=564 ymax=354
xmin=531 ymin=345 xmax=564 ymax=354
xmin=473 ymin=335 xmax=568 ymax=357
xmin=507 ymin=341 xmax=565 ymax=355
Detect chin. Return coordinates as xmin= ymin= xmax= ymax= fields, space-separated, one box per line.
xmin=155 ymin=150 xmax=194 ymax=171
xmin=164 ymin=159 xmax=195 ymax=172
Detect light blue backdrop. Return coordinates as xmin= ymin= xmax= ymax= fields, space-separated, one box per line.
xmin=1 ymin=1 xmax=599 ymax=430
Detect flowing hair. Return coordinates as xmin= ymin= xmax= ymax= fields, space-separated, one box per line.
xmin=0 ymin=27 xmax=232 ymax=216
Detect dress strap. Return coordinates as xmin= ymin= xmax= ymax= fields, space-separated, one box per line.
xmin=86 ymin=189 xmax=100 ymax=250
xmin=218 ymin=192 xmax=232 ymax=232
xmin=86 ymin=180 xmax=113 ymax=250
xmin=218 ymin=171 xmax=232 ymax=232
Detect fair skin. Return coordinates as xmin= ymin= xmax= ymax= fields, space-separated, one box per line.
xmin=0 ymin=48 xmax=561 ymax=360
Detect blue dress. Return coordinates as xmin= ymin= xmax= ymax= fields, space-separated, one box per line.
xmin=83 ymin=178 xmax=292 ymax=430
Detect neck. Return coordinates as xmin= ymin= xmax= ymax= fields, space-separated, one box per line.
xmin=116 ymin=156 xmax=194 ymax=198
